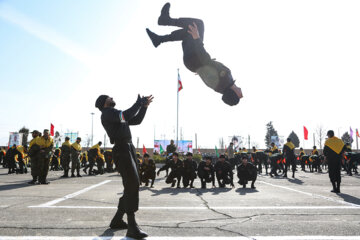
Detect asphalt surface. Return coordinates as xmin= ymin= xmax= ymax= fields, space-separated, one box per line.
xmin=0 ymin=166 xmax=360 ymax=240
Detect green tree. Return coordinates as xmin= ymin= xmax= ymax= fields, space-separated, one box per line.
xmin=19 ymin=126 xmax=29 ymax=147
xmin=288 ymin=131 xmax=300 ymax=148
xmin=341 ymin=132 xmax=353 ymax=144
xmin=265 ymin=121 xmax=278 ymax=148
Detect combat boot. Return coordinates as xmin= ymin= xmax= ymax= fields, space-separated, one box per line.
xmin=71 ymin=172 xmax=76 ymax=177
xmin=60 ymin=170 xmax=69 ymax=178
xmin=157 ymin=2 xmax=174 ymax=26
xmin=126 ymin=213 xmax=148 ymax=239
xmin=331 ymin=181 xmax=337 ymax=193
xmin=146 ymin=29 xmax=162 ymax=48
xmin=336 ymin=181 xmax=341 ymax=193
xmin=251 ymin=182 xmax=256 ymax=189
xmin=171 ymin=179 xmax=176 ymax=187
xmin=28 ymin=176 xmax=37 ymax=185
xmin=110 ymin=209 xmax=128 ymax=230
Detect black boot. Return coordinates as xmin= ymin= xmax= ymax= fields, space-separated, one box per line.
xmin=292 ymin=172 xmax=295 ymax=178
xmin=110 ymin=210 xmax=128 ymax=230
xmin=190 ymin=180 xmax=195 ymax=188
xmin=158 ymin=2 xmax=174 ymax=26
xmin=171 ymin=179 xmax=176 ymax=187
xmin=146 ymin=28 xmax=162 ymax=48
xmin=77 ymin=171 xmax=82 ymax=177
xmin=71 ymin=172 xmax=76 ymax=177
xmin=242 ymin=184 xmax=246 ymax=188
xmin=331 ymin=181 xmax=337 ymax=193
xmin=61 ymin=170 xmax=69 ymax=178
xmin=251 ymin=182 xmax=256 ymax=189
xmin=126 ymin=213 xmax=148 ymax=239
xmin=28 ymin=176 xmax=37 ymax=185
xmin=336 ymin=181 xmax=341 ymax=193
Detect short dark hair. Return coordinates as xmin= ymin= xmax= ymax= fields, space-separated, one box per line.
xmin=76 ymin=137 xmax=81 ymax=141
xmin=65 ymin=137 xmax=70 ymax=141
xmin=173 ymin=152 xmax=179 ymax=157
xmin=287 ymin=138 xmax=291 ymax=142
xmin=222 ymin=87 xmax=239 ymax=106
xmin=143 ymin=153 xmax=150 ymax=158
xmin=327 ymin=130 xmax=335 ymax=138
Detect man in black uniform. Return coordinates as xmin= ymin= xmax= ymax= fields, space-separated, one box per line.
xmin=157 ymin=152 xmax=183 ymax=188
xmin=237 ymin=156 xmax=257 ymax=189
xmin=283 ymin=138 xmax=297 ymax=178
xmin=182 ymin=152 xmax=197 ymax=188
xmin=60 ymin=137 xmax=71 ymax=178
xmin=214 ymin=154 xmax=234 ymax=188
xmin=139 ymin=153 xmax=156 ymax=188
xmin=323 ymin=130 xmax=346 ymax=193
xmin=146 ymin=3 xmax=243 ymax=106
xmin=166 ymin=140 xmax=176 ymax=154
xmin=6 ymin=145 xmax=18 ymax=174
xmin=197 ymin=156 xmax=215 ymax=188
xmin=96 ymin=94 xmax=152 ymax=239
xmin=255 ymin=151 xmax=268 ymax=175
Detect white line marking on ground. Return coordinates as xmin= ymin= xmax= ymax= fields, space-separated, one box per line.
xmin=1 ymin=236 xmax=360 ymax=240
xmin=28 ymin=180 xmax=111 ymax=208
xmin=27 ymin=205 xmax=360 ymax=210
xmin=258 ymin=180 xmax=360 ymax=207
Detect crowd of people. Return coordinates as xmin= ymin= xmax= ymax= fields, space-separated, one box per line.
xmin=1 ymin=130 xmax=359 ymax=192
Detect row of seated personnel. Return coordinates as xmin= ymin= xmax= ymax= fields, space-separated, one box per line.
xmin=139 ymin=152 xmax=256 ymax=189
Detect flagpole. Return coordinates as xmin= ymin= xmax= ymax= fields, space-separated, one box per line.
xmin=176 ymin=68 xmax=179 ymax=148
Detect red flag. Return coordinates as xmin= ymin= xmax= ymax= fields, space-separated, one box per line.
xmin=303 ymin=126 xmax=308 ymax=140
xmin=142 ymin=144 xmax=147 ymax=155
xmin=178 ymin=72 xmax=183 ymax=92
xmin=50 ymin=124 xmax=55 ymax=136
xmin=357 ymin=129 xmax=360 ymax=138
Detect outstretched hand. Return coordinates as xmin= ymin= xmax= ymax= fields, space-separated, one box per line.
xmin=143 ymin=95 xmax=154 ymax=107
xmin=187 ymin=22 xmax=200 ymax=40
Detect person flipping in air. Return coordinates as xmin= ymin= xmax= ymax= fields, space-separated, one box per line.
xmin=146 ymin=3 xmax=243 ymax=106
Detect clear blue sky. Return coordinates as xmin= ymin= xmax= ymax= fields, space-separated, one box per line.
xmin=1 ymin=0 xmax=360 ymax=149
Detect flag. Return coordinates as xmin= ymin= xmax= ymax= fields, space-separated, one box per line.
xmin=160 ymin=144 xmax=164 ymax=154
xmin=50 ymin=124 xmax=54 ymax=136
xmin=356 ymin=129 xmax=360 ymax=138
xmin=142 ymin=144 xmax=147 ymax=155
xmin=215 ymin=146 xmax=219 ymax=157
xmin=303 ymin=126 xmax=308 ymax=140
xmin=350 ymin=127 xmax=353 ymax=140
xmin=178 ymin=71 xmax=183 ymax=92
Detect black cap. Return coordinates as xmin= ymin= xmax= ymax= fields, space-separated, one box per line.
xmin=222 ymin=87 xmax=239 ymax=106
xmin=95 ymin=95 xmax=109 ymax=110
xmin=186 ymin=152 xmax=193 ymax=156
xmin=31 ymin=130 xmax=39 ymax=134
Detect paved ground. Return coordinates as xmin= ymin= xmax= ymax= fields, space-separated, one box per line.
xmin=0 ymin=166 xmax=360 ymax=240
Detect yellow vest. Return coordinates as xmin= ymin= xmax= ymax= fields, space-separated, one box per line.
xmin=71 ymin=142 xmax=82 ymax=151
xmin=325 ymin=137 xmax=345 ymax=154
xmin=29 ymin=137 xmax=39 ymax=149
xmin=285 ymin=142 xmax=295 ymax=150
xmin=62 ymin=140 xmax=71 ymax=147
xmin=35 ymin=136 xmax=54 ymax=149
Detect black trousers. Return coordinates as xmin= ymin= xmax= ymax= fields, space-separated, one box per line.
xmin=113 ymin=143 xmax=139 ymax=214
xmin=160 ymin=18 xmax=206 ymax=72
xmin=328 ymin=158 xmax=341 ymax=183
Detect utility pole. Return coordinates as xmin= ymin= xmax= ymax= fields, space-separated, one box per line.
xmin=90 ymin=112 xmax=95 ymax=146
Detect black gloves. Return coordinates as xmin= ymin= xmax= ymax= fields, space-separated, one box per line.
xmin=136 ymin=94 xmax=148 ymax=106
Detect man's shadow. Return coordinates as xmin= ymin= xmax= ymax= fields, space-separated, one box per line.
xmin=336 ymin=192 xmax=360 ymax=206
xmin=287 ymin=178 xmax=304 ymax=185
xmin=235 ymin=187 xmax=259 ymax=195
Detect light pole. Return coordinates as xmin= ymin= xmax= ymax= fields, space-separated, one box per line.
xmin=91 ymin=112 xmax=95 ymax=146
